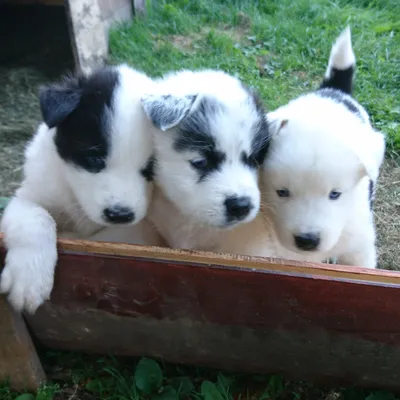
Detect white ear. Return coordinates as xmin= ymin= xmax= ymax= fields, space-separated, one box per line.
xmin=141 ymin=93 xmax=199 ymax=131
xmin=266 ymin=111 xmax=289 ymax=137
xmin=355 ymin=129 xmax=386 ymax=181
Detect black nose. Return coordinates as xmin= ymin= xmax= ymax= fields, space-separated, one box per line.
xmin=294 ymin=233 xmax=320 ymax=251
xmin=103 ymin=206 xmax=134 ymax=224
xmin=224 ymin=196 xmax=253 ymax=221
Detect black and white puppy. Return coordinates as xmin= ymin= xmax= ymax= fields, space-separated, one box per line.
xmin=0 ymin=64 xmax=163 ymax=313
xmin=141 ymin=69 xmax=270 ymax=251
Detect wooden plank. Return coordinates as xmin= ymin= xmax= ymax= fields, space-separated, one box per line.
xmin=65 ymin=0 xmax=133 ymax=74
xmin=65 ymin=0 xmax=109 ymax=74
xmin=2 ymin=237 xmax=400 ymax=390
xmin=0 ymin=297 xmax=46 ymax=391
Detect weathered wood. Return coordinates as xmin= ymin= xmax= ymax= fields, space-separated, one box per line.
xmin=65 ymin=0 xmax=133 ymax=74
xmin=65 ymin=0 xmax=109 ymax=75
xmin=0 ymin=296 xmax=46 ymax=391
xmin=2 ymin=237 xmax=400 ymax=391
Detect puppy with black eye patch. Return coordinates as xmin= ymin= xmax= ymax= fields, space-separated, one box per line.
xmin=225 ymin=27 xmax=385 ymax=267
xmin=141 ymin=69 xmax=270 ymax=251
xmin=0 ymin=64 xmax=164 ymax=314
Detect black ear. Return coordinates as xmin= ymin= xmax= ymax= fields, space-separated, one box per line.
xmin=141 ymin=93 xmax=199 ymax=131
xmin=39 ymin=80 xmax=82 ymax=128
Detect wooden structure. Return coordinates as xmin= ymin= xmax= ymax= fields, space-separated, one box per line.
xmin=5 ymin=0 xmax=146 ymax=74
xmin=2 ymin=237 xmax=400 ymax=392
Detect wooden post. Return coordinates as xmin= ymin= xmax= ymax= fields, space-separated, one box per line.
xmin=0 ymin=297 xmax=46 ymax=391
xmin=65 ymin=0 xmax=109 ymax=75
xmin=65 ymin=0 xmax=134 ymax=74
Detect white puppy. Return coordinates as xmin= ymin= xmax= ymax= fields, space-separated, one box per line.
xmin=140 ymin=69 xmax=270 ymax=251
xmin=213 ymin=27 xmax=385 ymax=269
xmin=0 ymin=64 xmax=163 ymax=314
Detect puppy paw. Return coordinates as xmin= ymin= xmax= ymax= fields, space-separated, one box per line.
xmin=0 ymin=246 xmax=57 ymax=314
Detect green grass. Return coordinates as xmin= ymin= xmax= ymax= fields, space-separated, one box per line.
xmin=109 ymin=0 xmax=400 ymax=153
xmin=3 ymin=351 xmax=400 ymax=400
xmin=4 ymin=0 xmax=400 ymax=399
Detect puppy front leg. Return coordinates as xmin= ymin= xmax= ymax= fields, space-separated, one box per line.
xmin=0 ymin=197 xmax=57 ymax=313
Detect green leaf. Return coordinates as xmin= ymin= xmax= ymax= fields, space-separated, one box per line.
xmin=216 ymin=374 xmax=234 ymax=396
xmin=342 ymin=387 xmax=367 ymax=400
xmin=201 ymin=381 xmax=224 ymax=400
xmin=14 ymin=394 xmax=35 ymax=400
xmin=260 ymin=375 xmax=285 ymax=400
xmin=135 ymin=357 xmax=163 ymax=395
xmin=85 ymin=378 xmax=105 ymax=394
xmin=152 ymin=386 xmax=179 ymax=400
xmin=171 ymin=376 xmax=195 ymax=397
xmin=365 ymin=391 xmax=398 ymax=400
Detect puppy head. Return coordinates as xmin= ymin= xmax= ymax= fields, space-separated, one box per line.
xmin=142 ymin=70 xmax=270 ymax=228
xmin=262 ymin=103 xmax=385 ymax=254
xmin=39 ymin=64 xmax=155 ymax=226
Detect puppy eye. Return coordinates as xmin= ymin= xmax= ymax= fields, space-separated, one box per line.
xmin=276 ymin=188 xmax=290 ymax=198
xmin=86 ymin=156 xmax=105 ymax=171
xmin=329 ymin=190 xmax=342 ymax=200
xmin=190 ymin=158 xmax=208 ymax=170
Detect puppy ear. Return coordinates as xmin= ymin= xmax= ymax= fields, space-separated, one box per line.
xmin=267 ymin=111 xmax=289 ymax=137
xmin=355 ymin=129 xmax=386 ymax=181
xmin=141 ymin=94 xmax=199 ymax=131
xmin=39 ymin=80 xmax=81 ymax=129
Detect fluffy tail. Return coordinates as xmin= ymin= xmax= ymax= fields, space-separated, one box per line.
xmin=320 ymin=26 xmax=355 ymax=95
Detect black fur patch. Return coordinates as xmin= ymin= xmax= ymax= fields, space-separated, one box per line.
xmin=320 ymin=66 xmax=354 ymax=95
xmin=242 ymin=85 xmax=271 ymax=167
xmin=174 ymin=97 xmax=227 ymax=181
xmin=140 ymin=155 xmax=156 ymax=182
xmin=368 ymin=179 xmax=375 ymax=210
xmin=40 ymin=66 xmax=119 ymax=173
xmin=317 ymin=88 xmax=363 ymax=118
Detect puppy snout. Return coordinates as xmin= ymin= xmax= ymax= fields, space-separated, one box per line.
xmin=103 ymin=206 xmax=135 ymax=224
xmin=224 ymin=196 xmax=253 ymax=222
xmin=294 ymin=233 xmax=320 ymax=251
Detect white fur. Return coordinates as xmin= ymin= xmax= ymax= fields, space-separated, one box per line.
xmin=325 ymin=26 xmax=356 ymax=77
xmin=212 ymin=99 xmax=385 ymax=269
xmin=210 ymin=28 xmax=385 ymax=269
xmin=0 ymin=65 xmax=163 ymax=313
xmin=144 ymin=70 xmax=264 ymax=250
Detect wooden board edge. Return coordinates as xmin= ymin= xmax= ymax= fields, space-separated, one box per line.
xmin=0 ymin=297 xmax=46 ymax=391
xmin=1 ymin=233 xmax=400 ymax=285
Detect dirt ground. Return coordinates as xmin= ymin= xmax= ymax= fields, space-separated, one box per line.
xmin=0 ymin=5 xmax=398 ymax=270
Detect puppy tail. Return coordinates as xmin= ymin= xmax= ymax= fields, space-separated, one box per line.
xmin=320 ymin=26 xmax=355 ymax=95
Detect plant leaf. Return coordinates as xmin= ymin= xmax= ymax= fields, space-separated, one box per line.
xmin=201 ymin=381 xmax=224 ymax=400
xmin=15 ymin=394 xmax=35 ymax=400
xmin=152 ymin=386 xmax=179 ymax=400
xmin=135 ymin=357 xmax=163 ymax=395
xmin=365 ymin=391 xmax=398 ymax=400
xmin=171 ymin=376 xmax=195 ymax=397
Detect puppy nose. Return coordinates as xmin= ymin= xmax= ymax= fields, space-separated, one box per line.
xmin=225 ymin=196 xmax=253 ymax=221
xmin=103 ymin=206 xmax=134 ymax=224
xmin=294 ymin=233 xmax=320 ymax=251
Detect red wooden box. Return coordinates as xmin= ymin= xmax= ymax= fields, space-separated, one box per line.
xmin=1 ymin=237 xmax=400 ymax=391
